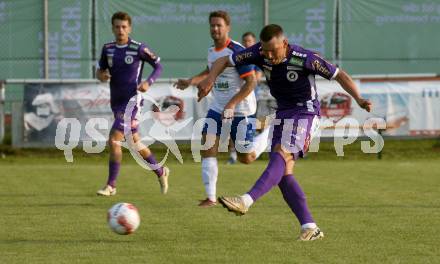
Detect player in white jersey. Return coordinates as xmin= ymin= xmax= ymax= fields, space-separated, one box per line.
xmin=207 ymin=40 xmax=257 ymax=117
xmin=174 ymin=11 xmax=269 ymax=207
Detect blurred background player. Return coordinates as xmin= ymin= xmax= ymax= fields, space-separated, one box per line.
xmin=198 ymin=24 xmax=372 ymax=240
xmin=226 ymin=31 xmax=265 ymax=165
xmin=96 ymin=11 xmax=169 ymax=196
xmin=174 ymin=11 xmax=269 ymax=207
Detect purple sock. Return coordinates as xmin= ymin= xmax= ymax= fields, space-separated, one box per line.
xmin=107 ymin=161 xmax=120 ymax=187
xmin=278 ymin=174 xmax=315 ymax=225
xmin=144 ymin=154 xmax=164 ymax=177
xmin=247 ymin=152 xmax=286 ymax=201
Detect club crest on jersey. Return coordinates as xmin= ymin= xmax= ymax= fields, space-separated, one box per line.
xmin=125 ymin=55 xmax=134 ymax=64
xmin=287 ymin=71 xmax=298 ymax=82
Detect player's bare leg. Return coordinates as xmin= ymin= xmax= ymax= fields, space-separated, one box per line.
xmin=199 ymin=133 xmax=220 ymax=207
xmin=236 ymin=151 xmax=256 ymax=164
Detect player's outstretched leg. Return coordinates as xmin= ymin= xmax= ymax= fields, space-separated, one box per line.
xmin=218 ymin=152 xmax=286 ymax=215
xmin=253 ymin=125 xmax=271 ymax=159
xmin=234 ymin=117 xmax=271 ymax=164
xmin=278 ymin=175 xmax=323 ymax=241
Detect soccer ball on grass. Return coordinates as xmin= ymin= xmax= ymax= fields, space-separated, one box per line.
xmin=107 ymin=202 xmax=140 ymax=235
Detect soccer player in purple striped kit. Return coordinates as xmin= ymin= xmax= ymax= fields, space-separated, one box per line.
xmin=198 ymin=24 xmax=372 ymax=240
xmin=95 ymin=12 xmax=169 ymax=196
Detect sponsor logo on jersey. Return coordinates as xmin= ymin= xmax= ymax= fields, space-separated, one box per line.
xmin=312 ymin=60 xmax=330 ymax=76
xmin=129 ymin=43 xmax=139 ymax=50
xmin=214 ymin=81 xmax=230 ymax=91
xmin=235 ymin=52 xmax=253 ymax=62
xmin=286 ymin=71 xmax=299 ymax=82
xmin=143 ymin=47 xmax=157 ymax=60
xmin=287 ymin=65 xmax=302 ymax=71
xmin=292 ymin=50 xmax=307 ymax=58
xmin=125 ymin=55 xmax=134 ymax=64
xmin=289 ymin=56 xmax=305 ymax=67
xmin=126 ymin=51 xmax=137 ymax=55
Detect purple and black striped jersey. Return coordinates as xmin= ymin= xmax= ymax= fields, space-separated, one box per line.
xmin=229 ymin=43 xmax=339 ymax=114
xmin=98 ymin=38 xmax=162 ymax=111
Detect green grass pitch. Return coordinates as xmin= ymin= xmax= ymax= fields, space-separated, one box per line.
xmin=0 ymin=154 xmax=439 ymax=263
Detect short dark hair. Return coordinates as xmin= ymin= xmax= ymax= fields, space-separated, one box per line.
xmin=242 ymin=31 xmax=256 ymax=40
xmin=209 ymin=10 xmax=231 ymax=26
xmin=112 ymin=11 xmax=132 ymax=26
xmin=259 ymin=24 xmax=284 ymax=42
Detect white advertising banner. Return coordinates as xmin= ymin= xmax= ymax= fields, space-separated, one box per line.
xmin=19 ymin=79 xmax=440 ymax=147
xmin=316 ymin=79 xmax=440 ymax=137
xmin=22 ymin=81 xmax=210 ymax=146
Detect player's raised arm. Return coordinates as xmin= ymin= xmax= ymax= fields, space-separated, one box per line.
xmin=173 ymin=67 xmax=210 ymax=90
xmin=197 ymin=56 xmax=232 ymax=101
xmin=305 ymin=51 xmax=372 ymax=113
xmin=198 ymin=43 xmax=260 ymax=102
xmin=334 ymin=70 xmax=372 ymax=112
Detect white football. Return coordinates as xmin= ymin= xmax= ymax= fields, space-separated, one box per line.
xmin=107 ymin=202 xmax=140 ymax=235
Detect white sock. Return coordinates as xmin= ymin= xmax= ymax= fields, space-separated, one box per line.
xmin=240 ymin=193 xmax=254 ymax=208
xmin=229 ymin=150 xmax=237 ymax=161
xmin=301 ymin=223 xmax=317 ymax=230
xmin=253 ymin=126 xmax=271 ymax=158
xmin=202 ymin=157 xmax=218 ymax=201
